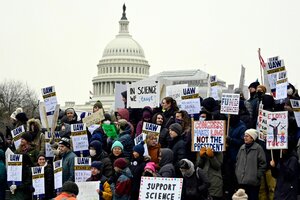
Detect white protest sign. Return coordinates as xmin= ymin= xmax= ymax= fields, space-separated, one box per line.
xmin=127 ymin=80 xmax=160 ymax=108
xmin=209 ymin=75 xmax=220 ymax=100
xmin=77 ymin=181 xmax=100 ymax=200
xmin=192 ymin=120 xmax=225 ymax=152
xmin=181 ymin=98 xmax=201 ymax=114
xmin=82 ymin=109 xmax=105 ymax=127
xmin=266 ymin=57 xmax=286 ymax=91
xmin=7 ymin=154 xmax=22 ymax=185
xmin=74 ymin=157 xmax=91 ymax=182
xmin=166 ymin=84 xmax=188 ymax=108
xmin=134 ymin=133 xmax=148 ymax=156
xmin=290 ymin=99 xmax=300 ymax=127
xmin=32 ymin=166 xmax=45 ymax=197
xmin=53 ymin=160 xmax=63 ymax=191
xmin=257 ymin=108 xmax=269 ymax=141
xmin=181 ymin=87 xmax=199 ymax=99
xmin=266 ymin=111 xmax=288 ymax=149
xmin=11 ymin=125 xmax=25 ymax=149
xmin=139 ymin=176 xmax=183 ymax=200
xmin=41 ymin=86 xmax=58 ymax=128
xmin=220 ymin=93 xmax=240 ymax=115
xmin=275 ymin=71 xmax=288 ymax=100
xmin=71 ymin=123 xmax=89 ymax=152
xmin=45 ymin=131 xmax=54 ymax=157
xmin=142 ymin=122 xmax=161 ymax=144
xmin=115 ymin=83 xmax=127 ymax=110
xmin=5 ymin=148 xmax=14 ymax=168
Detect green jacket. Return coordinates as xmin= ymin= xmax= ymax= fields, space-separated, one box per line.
xmin=62 ymin=150 xmax=77 ymax=183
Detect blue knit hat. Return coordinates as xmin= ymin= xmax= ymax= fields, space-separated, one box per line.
xmin=133 ymin=141 xmax=145 ymax=156
xmin=91 ymin=161 xmax=103 ymax=171
xmin=111 ymin=141 xmax=124 ymax=151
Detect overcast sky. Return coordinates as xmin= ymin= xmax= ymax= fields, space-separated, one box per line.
xmin=1 ymin=0 xmax=299 ymax=105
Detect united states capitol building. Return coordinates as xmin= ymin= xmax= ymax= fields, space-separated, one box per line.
xmin=63 ymin=5 xmax=230 ymax=113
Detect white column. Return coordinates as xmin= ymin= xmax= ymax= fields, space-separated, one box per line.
xmin=110 ymin=82 xmax=113 ymax=94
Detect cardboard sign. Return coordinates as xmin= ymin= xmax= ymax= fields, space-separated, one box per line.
xmin=166 ymin=84 xmax=188 ymax=108
xmin=53 ymin=160 xmax=63 ymax=191
xmin=7 ymin=154 xmax=22 ymax=185
xmin=74 ymin=157 xmax=91 ymax=182
xmin=114 ymin=83 xmax=127 ymax=110
xmin=82 ymin=109 xmax=105 ymax=127
xmin=266 ymin=111 xmax=288 ymax=149
xmin=41 ymin=86 xmax=58 ymax=128
xmin=192 ymin=121 xmax=226 ymax=152
xmin=32 ymin=166 xmax=45 ymax=198
xmin=71 ymin=123 xmax=89 ymax=153
xmin=181 ymin=98 xmax=201 ymax=114
xmin=220 ymin=93 xmax=240 ymax=115
xmin=11 ymin=125 xmax=25 ymax=149
xmin=257 ymin=108 xmax=269 ymax=141
xmin=76 ymin=181 xmax=100 ymax=200
xmin=127 ymin=80 xmax=160 ymax=108
xmin=290 ymin=99 xmax=300 ymax=127
xmin=139 ymin=176 xmax=183 ymax=200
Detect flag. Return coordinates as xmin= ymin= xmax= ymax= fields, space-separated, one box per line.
xmin=258 ymin=48 xmax=266 ymax=68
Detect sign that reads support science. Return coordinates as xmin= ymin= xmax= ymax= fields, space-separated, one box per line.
xmin=127 ymin=80 xmax=160 ymax=108
xmin=220 ymin=93 xmax=240 ymax=115
xmin=192 ymin=120 xmax=225 ymax=152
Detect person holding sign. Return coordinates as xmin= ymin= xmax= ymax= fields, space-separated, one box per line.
xmin=146 ymin=132 xmax=160 ymax=164
xmin=135 ymin=106 xmax=153 ymax=137
xmin=15 ymin=132 xmax=39 ymax=166
xmin=61 ymin=108 xmax=78 ymax=125
xmin=27 ymin=118 xmax=45 ymax=155
xmin=152 ymin=113 xmax=169 ymax=148
xmin=86 ymin=161 xmax=113 ymax=200
xmin=161 ymin=97 xmax=179 ymax=128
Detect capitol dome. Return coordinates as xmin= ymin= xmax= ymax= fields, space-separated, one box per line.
xmin=92 ymin=4 xmax=150 ymax=110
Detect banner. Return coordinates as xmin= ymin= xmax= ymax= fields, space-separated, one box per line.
xmin=74 ymin=157 xmax=91 ymax=182
xmin=114 ymin=83 xmax=127 ymax=110
xmin=192 ymin=120 xmax=225 ymax=152
xmin=41 ymin=86 xmax=58 ymax=128
xmin=32 ymin=166 xmax=45 ymax=198
xmin=139 ymin=176 xmax=183 ymax=200
xmin=127 ymin=80 xmax=160 ymax=108
xmin=266 ymin=111 xmax=288 ymax=149
xmin=71 ymin=123 xmax=89 ymax=153
xmin=53 ymin=160 xmax=63 ymax=191
xmin=11 ymin=125 xmax=25 ymax=149
xmin=82 ymin=109 xmax=105 ymax=127
xmin=290 ymin=99 xmax=300 ymax=127
xmin=77 ymin=181 xmax=100 ymax=200
xmin=181 ymin=98 xmax=201 ymax=114
xmin=166 ymin=84 xmax=188 ymax=108
xmin=220 ymin=93 xmax=240 ymax=115
xmin=256 ymin=107 xmax=269 ymax=141
xmin=7 ymin=154 xmax=23 ymax=185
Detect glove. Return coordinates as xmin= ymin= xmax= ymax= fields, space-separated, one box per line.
xmin=10 ymin=184 xmax=17 ymax=194
xmin=206 ymin=147 xmax=214 ymax=158
xmin=199 ymin=147 xmax=206 ymax=157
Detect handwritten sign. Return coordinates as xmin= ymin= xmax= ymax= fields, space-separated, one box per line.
xmin=166 ymin=84 xmax=188 ymax=108
xmin=192 ymin=121 xmax=225 ymax=152
xmin=209 ymin=75 xmax=220 ymax=100
xmin=41 ymin=86 xmax=58 ymax=128
xmin=77 ymin=181 xmax=100 ymax=200
xmin=266 ymin=111 xmax=288 ymax=149
xmin=32 ymin=166 xmax=45 ymax=198
xmin=220 ymin=93 xmax=240 ymax=115
xmin=82 ymin=109 xmax=105 ymax=127
xmin=11 ymin=125 xmax=25 ymax=149
xmin=290 ymin=99 xmax=300 ymax=127
xmin=127 ymin=80 xmax=160 ymax=108
xmin=139 ymin=177 xmax=183 ymax=200
xmin=71 ymin=123 xmax=89 ymax=153
xmin=53 ymin=160 xmax=63 ymax=191
xmin=7 ymin=154 xmax=22 ymax=185
xmin=181 ymin=98 xmax=201 ymax=114
xmin=256 ymin=107 xmax=269 ymax=141
xmin=74 ymin=157 xmax=91 ymax=182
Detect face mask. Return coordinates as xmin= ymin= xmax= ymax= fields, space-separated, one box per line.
xmin=257 ymin=91 xmax=263 ymax=99
xmin=89 ymin=149 xmax=96 ymax=157
xmin=287 ymin=88 xmax=294 ymax=96
xmin=103 ymin=120 xmax=110 ymax=125
xmin=175 ymin=119 xmax=182 ymax=124
xmin=199 ymin=117 xmax=206 ymax=121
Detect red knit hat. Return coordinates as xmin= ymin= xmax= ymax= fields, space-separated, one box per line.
xmin=114 ymin=158 xmax=128 ymax=169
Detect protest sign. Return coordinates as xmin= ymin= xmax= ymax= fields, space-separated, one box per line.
xmin=139 ymin=176 xmax=183 ymax=200
xmin=114 ymin=83 xmax=127 ymax=110
xmin=53 ymin=160 xmax=63 ymax=191
xmin=181 ymin=98 xmax=201 ymax=114
xmin=275 ymin=71 xmax=288 ymax=100
xmin=220 ymin=93 xmax=240 ymax=115
xmin=41 ymin=86 xmax=58 ymax=128
xmin=76 ymin=181 xmax=100 ymax=200
xmin=127 ymin=80 xmax=160 ymax=108
xmin=265 ymin=56 xmax=286 ymax=91
xmin=5 ymin=148 xmax=14 ymax=168
xmin=45 ymin=131 xmax=54 ymax=157
xmin=266 ymin=111 xmax=288 ymax=149
xmin=82 ymin=109 xmax=105 ymax=127
xmin=7 ymin=154 xmax=22 ymax=185
xmin=134 ymin=133 xmax=149 ymax=156
xmin=166 ymin=84 xmax=188 ymax=108
xmin=71 ymin=123 xmax=89 ymax=153
xmin=181 ymin=87 xmax=199 ymax=99
xmin=290 ymin=99 xmax=300 ymax=127
xmin=256 ymin=108 xmax=269 ymax=141
xmin=209 ymin=75 xmax=220 ymax=100
xmin=32 ymin=166 xmax=45 ymax=198
xmin=11 ymin=125 xmax=25 ymax=149
xmin=192 ymin=120 xmax=226 ymax=152
xmin=74 ymin=157 xmax=91 ymax=182
xmin=142 ymin=122 xmax=161 ymax=145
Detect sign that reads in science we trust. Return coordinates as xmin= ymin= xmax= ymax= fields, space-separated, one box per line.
xmin=127 ymin=80 xmax=160 ymax=108
xmin=220 ymin=93 xmax=240 ymax=115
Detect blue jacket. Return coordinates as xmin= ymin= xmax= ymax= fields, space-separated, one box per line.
xmin=62 ymin=150 xmax=77 ymax=183
xmin=228 ymin=121 xmax=247 ymax=162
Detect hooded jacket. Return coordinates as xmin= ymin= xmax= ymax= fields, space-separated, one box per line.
xmin=27 ymin=118 xmax=45 ymax=155
xmin=158 ymin=148 xmax=175 ymax=177
xmin=116 ymin=109 xmax=134 ymax=137
xmin=130 ymin=156 xmax=147 ymax=200
xmin=112 ymin=167 xmax=133 ymax=200
xmin=117 ymin=126 xmax=134 ymax=160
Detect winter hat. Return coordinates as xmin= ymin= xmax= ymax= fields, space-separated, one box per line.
xmin=248 ymin=81 xmax=260 ymax=89
xmin=21 ymin=132 xmax=33 ymax=143
xmin=232 ymin=188 xmax=248 ymax=200
xmin=257 ymin=85 xmax=267 ymax=93
xmin=169 ymin=123 xmax=182 ymax=136
xmin=144 ymin=162 xmax=156 ymax=172
xmin=142 ymin=111 xmax=152 ymax=120
xmin=61 ymin=181 xmax=79 ymax=196
xmin=93 ymin=100 xmax=103 ymax=109
xmin=118 ymin=119 xmax=128 ymax=131
xmin=89 ymin=140 xmax=102 ymax=155
xmin=111 ymin=141 xmax=124 ymax=151
xmin=65 ymin=108 xmax=75 ymax=114
xmin=91 ymin=161 xmax=103 ymax=171
xmin=245 ymin=129 xmax=258 ymax=141
xmin=178 ymin=159 xmax=190 ymax=169
xmin=103 ymin=113 xmax=112 ymax=122
xmin=16 ymin=112 xmax=28 ymax=122
xmin=10 ymin=107 xmax=23 ymax=120
xmin=59 ymin=137 xmax=71 ymax=148
xmin=114 ymin=158 xmax=128 ymax=169
xmin=133 ymin=141 xmax=145 ymax=156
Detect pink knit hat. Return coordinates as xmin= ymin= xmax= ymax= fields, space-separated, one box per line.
xmin=144 ymin=162 xmax=156 ymax=172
